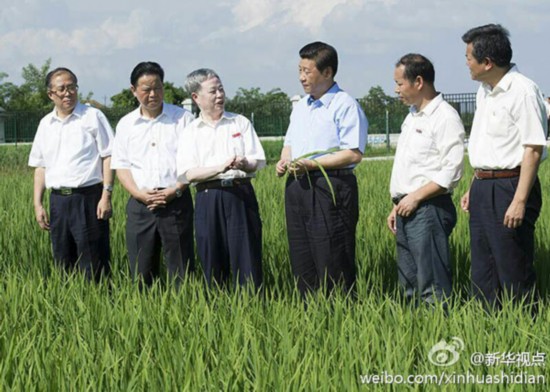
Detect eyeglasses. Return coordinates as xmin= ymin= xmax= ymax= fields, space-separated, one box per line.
xmin=49 ymin=84 xmax=79 ymax=95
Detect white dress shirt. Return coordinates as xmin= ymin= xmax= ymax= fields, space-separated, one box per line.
xmin=111 ymin=103 xmax=195 ymax=189
xmin=468 ymin=65 xmax=548 ymax=170
xmin=390 ymin=94 xmax=465 ymax=198
xmin=28 ymin=102 xmax=114 ymax=189
xmin=177 ymin=112 xmax=266 ymax=182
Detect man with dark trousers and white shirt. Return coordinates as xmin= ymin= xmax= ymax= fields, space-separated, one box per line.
xmin=387 ymin=54 xmax=465 ymax=307
xmin=460 ymin=24 xmax=548 ymax=308
xmin=177 ymin=68 xmax=265 ymax=289
xmin=112 ymin=61 xmax=195 ymax=286
xmin=29 ymin=67 xmax=114 ymax=281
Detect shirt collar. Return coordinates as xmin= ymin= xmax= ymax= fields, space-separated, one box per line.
xmin=411 ymin=93 xmax=443 ymax=117
xmin=307 ymin=82 xmax=340 ymax=107
xmin=197 ymin=111 xmax=234 ymax=127
xmin=132 ymin=102 xmax=168 ymax=124
xmin=483 ymin=64 xmax=518 ymax=95
xmin=49 ymin=101 xmax=83 ymax=123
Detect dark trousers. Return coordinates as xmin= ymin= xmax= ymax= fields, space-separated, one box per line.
xmin=469 ymin=177 xmax=542 ymax=306
xmin=49 ymin=184 xmax=110 ymax=281
xmin=126 ymin=189 xmax=194 ymax=286
xmin=195 ymin=183 xmax=263 ymax=288
xmin=285 ymin=174 xmax=358 ymax=297
xmin=396 ymin=194 xmax=456 ymax=305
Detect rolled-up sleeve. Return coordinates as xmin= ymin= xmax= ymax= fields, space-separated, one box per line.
xmin=431 ymin=116 xmax=465 ymax=190
xmin=176 ymin=126 xmax=199 ymax=183
xmin=110 ymin=123 xmax=131 ymax=169
xmin=95 ymin=111 xmax=115 ymax=157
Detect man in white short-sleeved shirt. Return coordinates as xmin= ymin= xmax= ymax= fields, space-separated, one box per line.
xmin=111 ymin=61 xmax=195 ymax=286
xmin=387 ymin=53 xmax=465 ymax=307
xmin=177 ymin=68 xmax=265 ymax=289
xmin=461 ymin=24 xmax=548 ymax=308
xmin=28 ymin=67 xmax=114 ymax=281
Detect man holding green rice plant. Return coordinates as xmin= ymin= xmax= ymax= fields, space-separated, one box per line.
xmin=387 ymin=54 xmax=465 ymax=307
xmin=276 ymin=42 xmax=368 ymax=297
xmin=29 ymin=67 xmax=114 ymax=281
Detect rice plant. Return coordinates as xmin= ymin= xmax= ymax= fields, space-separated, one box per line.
xmin=0 ymin=143 xmax=548 ymax=391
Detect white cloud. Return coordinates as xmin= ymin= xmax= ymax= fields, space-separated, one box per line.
xmin=0 ymin=0 xmax=549 ymax=101
xmin=233 ymin=0 xmax=357 ymax=34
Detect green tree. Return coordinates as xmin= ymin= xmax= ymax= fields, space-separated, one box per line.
xmin=225 ymin=87 xmax=291 ymax=136
xmin=110 ymin=88 xmax=137 ymax=109
xmin=359 ymin=86 xmax=408 ymax=134
xmin=6 ymin=59 xmax=52 ymax=112
xmin=0 ymin=59 xmax=94 ymax=112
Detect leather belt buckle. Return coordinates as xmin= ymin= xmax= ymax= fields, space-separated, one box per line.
xmin=59 ymin=187 xmax=73 ymax=195
xmin=221 ymin=178 xmax=234 ymax=187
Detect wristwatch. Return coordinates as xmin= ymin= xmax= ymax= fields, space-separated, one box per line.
xmin=175 ymin=188 xmax=183 ymax=198
xmin=103 ymin=184 xmax=113 ymax=192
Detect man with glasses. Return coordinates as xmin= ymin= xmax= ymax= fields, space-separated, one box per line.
xmin=111 ymin=62 xmax=195 ymax=287
xmin=29 ymin=67 xmax=114 ymax=281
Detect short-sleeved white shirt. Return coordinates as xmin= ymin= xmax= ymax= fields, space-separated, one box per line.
xmin=468 ymin=65 xmax=548 ymax=169
xmin=390 ymin=94 xmax=465 ymax=198
xmin=177 ymin=112 xmax=265 ymax=183
xmin=28 ymin=102 xmax=114 ymax=189
xmin=111 ymin=103 xmax=195 ymax=190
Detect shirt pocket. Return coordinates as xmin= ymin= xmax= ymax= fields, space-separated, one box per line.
xmin=405 ymin=131 xmax=434 ymax=164
xmin=486 ymin=107 xmax=513 ymax=138
xmin=66 ymin=125 xmax=96 ymax=153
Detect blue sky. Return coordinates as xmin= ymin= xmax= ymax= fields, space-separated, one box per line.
xmin=1 ymin=0 xmax=548 ymax=105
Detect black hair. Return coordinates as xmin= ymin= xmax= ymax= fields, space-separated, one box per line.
xmin=299 ymin=41 xmax=338 ymax=77
xmin=461 ymin=24 xmax=512 ymax=67
xmin=45 ymin=67 xmax=78 ymax=88
xmin=130 ymin=62 xmax=165 ymax=86
xmin=396 ymin=53 xmax=435 ymax=84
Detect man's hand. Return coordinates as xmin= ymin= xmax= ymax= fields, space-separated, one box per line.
xmin=395 ymin=193 xmax=420 ymax=217
xmin=460 ymin=190 xmax=470 ymax=212
xmin=97 ymin=195 xmax=112 ymax=220
xmin=230 ymin=156 xmax=248 ymax=171
xmin=287 ymin=159 xmax=315 ymax=176
xmin=386 ymin=206 xmax=397 ymax=235
xmin=503 ymin=199 xmax=526 ymax=229
xmin=220 ymin=156 xmax=236 ymax=174
xmin=34 ymin=205 xmax=50 ymax=230
xmin=146 ymin=188 xmax=178 ymax=211
xmin=276 ymin=159 xmax=290 ymax=177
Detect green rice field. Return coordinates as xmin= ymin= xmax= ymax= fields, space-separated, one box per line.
xmin=0 ymin=143 xmax=548 ymax=391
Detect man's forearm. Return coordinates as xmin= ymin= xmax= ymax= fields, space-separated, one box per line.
xmin=513 ymin=145 xmax=542 ymax=203
xmin=33 ymin=167 xmax=46 ymax=207
xmin=116 ymin=169 xmax=141 ymax=197
xmin=305 ymin=148 xmax=363 ymax=170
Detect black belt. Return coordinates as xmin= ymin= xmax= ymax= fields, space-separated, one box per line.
xmin=392 ymin=194 xmax=407 ymax=205
xmin=291 ymin=169 xmax=354 ymax=179
xmin=195 ymin=178 xmax=252 ymax=192
xmin=392 ymin=193 xmax=452 ymax=205
xmin=51 ymin=183 xmax=102 ymax=196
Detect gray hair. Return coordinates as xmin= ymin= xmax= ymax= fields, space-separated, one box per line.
xmin=184 ymin=68 xmax=220 ymax=94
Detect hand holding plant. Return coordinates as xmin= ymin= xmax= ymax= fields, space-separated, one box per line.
xmin=279 ymin=147 xmax=340 ymax=205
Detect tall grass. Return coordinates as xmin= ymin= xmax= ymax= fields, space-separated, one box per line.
xmin=0 ymin=144 xmax=549 ymax=390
